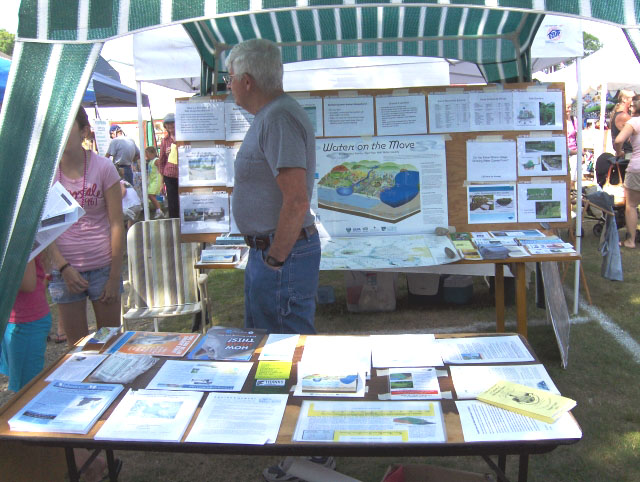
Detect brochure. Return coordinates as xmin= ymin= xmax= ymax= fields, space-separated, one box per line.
xmin=252 ymin=361 xmax=292 ymax=394
xmin=294 ymin=362 xmax=366 ymax=398
xmin=8 ymin=381 xmax=123 ymax=434
xmin=437 ymin=335 xmax=534 ymax=364
xmin=387 ymin=367 xmax=442 ymax=400
xmin=293 ymin=400 xmax=446 ymax=443
xmin=258 ymin=334 xmax=300 ymax=361
xmin=88 ymin=353 xmax=158 ymax=384
xmin=146 ymin=360 xmax=252 ymax=391
xmin=95 ymin=389 xmax=203 ymax=442
xmin=186 ymin=393 xmax=288 ymax=444
xmin=87 ymin=327 xmax=121 ymax=345
xmin=187 ymin=326 xmax=266 ymax=361
xmin=107 ymin=331 xmax=199 ymax=357
xmin=477 ymin=380 xmax=576 ymax=423
xmin=45 ymin=353 xmax=108 ymax=382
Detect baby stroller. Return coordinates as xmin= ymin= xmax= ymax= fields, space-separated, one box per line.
xmin=587 ymin=153 xmax=640 ymax=241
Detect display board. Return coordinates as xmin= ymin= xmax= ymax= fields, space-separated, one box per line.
xmin=175 ymin=83 xmax=570 ymax=243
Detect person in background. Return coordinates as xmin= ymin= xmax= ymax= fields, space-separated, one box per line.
xmin=225 ymin=38 xmax=328 ymax=480
xmin=0 ymin=252 xmax=52 ymax=392
xmin=610 ymin=90 xmax=635 ymax=161
xmin=119 ymin=168 xmax=143 ymax=230
xmin=614 ymin=95 xmax=640 ymax=248
xmin=157 ymin=114 xmax=179 ymax=218
xmin=566 ymin=102 xmax=581 ymax=185
xmin=105 ymin=125 xmax=139 ymax=185
xmin=48 ymin=107 xmax=124 ymax=345
xmin=145 ymin=146 xmax=166 ymax=219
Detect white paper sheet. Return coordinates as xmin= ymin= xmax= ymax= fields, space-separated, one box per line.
xmin=449 ymin=364 xmax=560 ymax=399
xmin=294 ymin=96 xmax=324 ymax=137
xmin=293 ymin=400 xmax=446 ymax=443
xmin=178 ymin=144 xmax=232 ymax=186
xmin=186 ymin=393 xmax=288 ymax=444
xmin=517 ymin=182 xmax=568 ymax=222
xmin=259 ymin=334 xmax=300 ymax=361
xmin=370 ymin=334 xmax=443 ymax=367
xmin=456 ymin=400 xmax=581 ymax=442
xmin=375 ymin=94 xmax=427 ymax=136
xmin=513 ymin=91 xmax=564 ymax=131
xmin=45 ymin=353 xmax=108 ymax=382
xmin=301 ymin=336 xmax=371 ymax=377
xmin=323 ymin=96 xmax=374 ymax=137
xmin=466 ymin=140 xmax=517 ymax=182
xmin=469 ymin=91 xmax=514 ymax=131
xmin=386 ymin=367 xmax=442 ymax=400
xmin=146 ymin=360 xmax=252 ymax=391
xmin=517 ymin=136 xmax=567 ymax=176
xmin=179 ymin=192 xmax=230 ymax=234
xmin=427 ymin=92 xmax=470 ymax=133
xmin=437 ymin=335 xmax=534 ymax=364
xmin=95 ymin=389 xmax=203 ymax=442
xmin=224 ymin=103 xmax=254 ymax=141
xmin=175 ymin=99 xmax=225 ymax=141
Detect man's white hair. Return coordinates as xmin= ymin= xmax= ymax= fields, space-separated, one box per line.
xmin=225 ymin=39 xmax=283 ymax=94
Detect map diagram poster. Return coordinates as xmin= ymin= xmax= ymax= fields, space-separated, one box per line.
xmin=315 ymin=135 xmax=448 ymax=236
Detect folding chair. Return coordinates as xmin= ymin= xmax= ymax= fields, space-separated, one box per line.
xmin=122 ymin=218 xmax=210 ymax=333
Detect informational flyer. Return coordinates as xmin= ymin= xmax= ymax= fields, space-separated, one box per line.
xmin=370 ymin=334 xmax=443 ymax=368
xmin=293 ymin=400 xmax=446 ymax=443
xmin=179 ymin=191 xmax=230 ymax=234
xmin=469 ymin=91 xmax=514 ymax=131
xmin=175 ymin=99 xmax=225 ymax=141
xmin=436 ymin=335 xmax=534 ymax=364
xmin=224 ymin=103 xmax=254 ymax=141
xmin=295 ymin=96 xmax=324 ymax=137
xmin=323 ymin=96 xmax=374 ymax=137
xmin=45 ymin=353 xmax=108 ymax=382
xmin=178 ymin=144 xmax=233 ymax=186
xmin=384 ymin=367 xmax=442 ymax=400
xmin=92 ymin=119 xmax=111 ymax=156
xmin=517 ymin=182 xmax=567 ymax=222
xmin=427 ymin=92 xmax=470 ymax=133
xmin=375 ymin=94 xmax=427 ymax=136
xmin=513 ymin=90 xmax=563 ymax=130
xmin=517 ymin=136 xmax=567 ymax=176
xmin=315 ymin=135 xmax=448 ymax=236
xmin=146 ymin=360 xmax=252 ymax=391
xmin=466 ymin=140 xmax=517 ymax=181
xmin=467 ymin=184 xmax=517 ymax=224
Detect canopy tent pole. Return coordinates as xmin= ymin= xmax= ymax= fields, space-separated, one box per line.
xmin=599 ymin=82 xmax=608 ymax=156
xmin=136 ymin=81 xmax=149 ymax=222
xmin=573 ymin=56 xmax=584 ymax=315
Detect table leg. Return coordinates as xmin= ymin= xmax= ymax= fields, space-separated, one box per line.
xmin=65 ymin=447 xmax=79 ymax=482
xmin=498 ymin=454 xmax=506 ymax=473
xmin=515 ymin=263 xmax=527 ymax=338
xmin=518 ymin=454 xmax=529 ymax=482
xmin=106 ymin=449 xmax=118 ymax=481
xmin=495 ymin=264 xmax=505 ymax=333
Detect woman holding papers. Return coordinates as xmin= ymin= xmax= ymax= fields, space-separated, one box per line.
xmin=1 ymin=253 xmax=51 ymax=391
xmin=48 ymin=107 xmax=124 ymax=344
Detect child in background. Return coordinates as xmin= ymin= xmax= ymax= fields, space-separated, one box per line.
xmin=1 ymin=252 xmax=52 ymax=391
xmin=145 ymin=146 xmax=165 ymax=219
xmin=119 ymin=168 xmax=142 ymax=229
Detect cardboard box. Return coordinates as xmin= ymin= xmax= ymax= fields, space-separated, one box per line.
xmin=381 ymin=464 xmax=496 ymax=482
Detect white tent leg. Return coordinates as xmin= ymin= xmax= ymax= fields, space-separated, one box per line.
xmin=136 ymin=81 xmax=150 ymax=221
xmin=573 ymin=57 xmax=584 ymax=315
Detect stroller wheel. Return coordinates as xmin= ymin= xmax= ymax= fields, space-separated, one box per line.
xmin=593 ymin=223 xmax=603 ymax=237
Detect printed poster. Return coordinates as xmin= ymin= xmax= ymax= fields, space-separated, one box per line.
xmin=513 ymin=91 xmax=563 ymax=130
xmin=517 ymin=136 xmax=567 ymax=176
xmin=323 ymin=96 xmax=374 ymax=137
xmin=469 ymin=91 xmax=514 ymax=132
xmin=517 ymin=182 xmax=567 ymax=222
xmin=467 ymin=184 xmax=517 ymax=224
xmin=375 ymin=94 xmax=427 ymax=136
xmin=108 ymin=332 xmax=199 ymax=357
xmin=315 ymin=135 xmax=448 ymax=236
xmin=178 ymin=144 xmax=233 ymax=187
xmin=466 ymin=140 xmax=517 ymax=181
xmin=175 ymin=99 xmax=225 ymax=141
xmin=225 ymin=103 xmax=254 ymax=141
xmin=427 ymin=93 xmax=470 ymax=133
xmin=180 ymin=191 xmax=230 ymax=234
xmin=294 ymin=97 xmax=324 ymax=137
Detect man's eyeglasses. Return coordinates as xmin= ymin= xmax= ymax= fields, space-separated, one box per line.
xmin=222 ymin=74 xmax=236 ymax=85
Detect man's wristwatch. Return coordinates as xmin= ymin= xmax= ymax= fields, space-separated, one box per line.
xmin=265 ymin=255 xmax=284 ymax=267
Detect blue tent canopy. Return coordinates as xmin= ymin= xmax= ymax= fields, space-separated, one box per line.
xmin=0 ymin=56 xmax=149 ymax=108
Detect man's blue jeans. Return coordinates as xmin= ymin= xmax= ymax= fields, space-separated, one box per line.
xmin=244 ymin=232 xmax=320 ymax=334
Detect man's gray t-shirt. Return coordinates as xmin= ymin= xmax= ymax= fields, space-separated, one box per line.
xmin=106 ymin=137 xmax=139 ymax=167
xmin=232 ymin=94 xmax=316 ymax=235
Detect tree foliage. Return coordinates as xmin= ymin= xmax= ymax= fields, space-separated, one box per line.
xmin=0 ymin=29 xmax=15 ymax=56
xmin=583 ymin=32 xmax=603 ymax=58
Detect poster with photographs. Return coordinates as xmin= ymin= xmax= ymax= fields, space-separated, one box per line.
xmin=516 ymin=136 xmax=567 ymax=176
xmin=513 ymin=91 xmax=563 ymax=130
xmin=517 ymin=182 xmax=567 ymax=222
xmin=467 ymin=184 xmax=517 ymax=224
xmin=178 ymin=144 xmax=232 ymax=187
xmin=180 ymin=192 xmax=230 ymax=234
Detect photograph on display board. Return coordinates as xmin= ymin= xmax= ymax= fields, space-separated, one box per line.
xmin=467 ymin=184 xmax=517 ymax=224
xmin=180 ymin=192 xmax=230 ymax=234
xmin=315 ymin=135 xmax=448 ymax=236
xmin=513 ymin=91 xmax=563 ymax=130
xmin=178 ymin=145 xmax=233 ymax=187
xmin=517 ymin=183 xmax=567 ymax=222
xmin=516 ymin=136 xmax=567 ymax=176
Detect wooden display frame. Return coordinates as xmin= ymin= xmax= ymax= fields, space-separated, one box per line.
xmin=176 ymin=82 xmax=570 ymax=243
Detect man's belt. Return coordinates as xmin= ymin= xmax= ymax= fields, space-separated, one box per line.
xmin=244 ymin=225 xmax=317 ymax=250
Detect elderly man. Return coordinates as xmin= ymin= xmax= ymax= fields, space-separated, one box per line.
xmin=226 ymin=39 xmax=321 ymax=337
xmin=106 ymin=125 xmax=139 ymax=185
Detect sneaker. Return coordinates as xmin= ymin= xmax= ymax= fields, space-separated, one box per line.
xmin=263 ymin=456 xmax=336 ymax=481
xmin=153 ymin=210 xmax=164 ymax=219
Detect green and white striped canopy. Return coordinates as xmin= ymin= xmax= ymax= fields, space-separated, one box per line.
xmin=1 ymin=0 xmax=639 ymax=334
